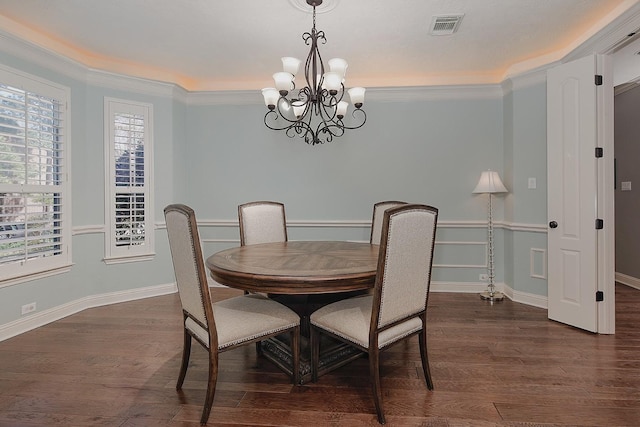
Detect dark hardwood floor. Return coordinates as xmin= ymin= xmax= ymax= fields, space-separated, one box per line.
xmin=0 ymin=284 xmax=639 ymax=426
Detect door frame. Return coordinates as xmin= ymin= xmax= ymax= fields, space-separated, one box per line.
xmin=596 ymin=56 xmax=615 ymax=334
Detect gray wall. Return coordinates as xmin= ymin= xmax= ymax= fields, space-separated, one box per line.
xmin=503 ymin=77 xmax=549 ymax=299
xmin=0 ymin=33 xmax=550 ymax=332
xmin=614 ymin=85 xmax=640 ymax=280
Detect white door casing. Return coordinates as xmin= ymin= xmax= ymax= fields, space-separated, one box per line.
xmin=547 ymin=54 xmax=615 ymax=333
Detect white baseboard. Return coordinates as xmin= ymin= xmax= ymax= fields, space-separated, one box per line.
xmin=615 ymin=272 xmax=640 ymax=290
xmin=433 ymin=281 xmax=548 ymax=309
xmin=504 ymin=283 xmax=548 ymax=309
xmin=430 ymin=281 xmax=488 ymax=293
xmin=1 ymin=280 xmax=552 ymax=342
xmin=0 ymin=283 xmax=177 ymax=342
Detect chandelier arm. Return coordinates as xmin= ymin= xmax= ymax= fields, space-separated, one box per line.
xmin=317 ymin=122 xmax=344 ymax=141
xmin=316 ymin=103 xmax=341 ymax=136
xmin=265 ymin=112 xmax=318 ymax=145
xmin=284 ymin=101 xmax=320 ymax=145
xmin=263 ymin=97 xmax=310 ymax=131
xmin=264 ymin=110 xmax=296 ymax=132
xmin=288 ymin=119 xmax=313 ymax=138
xmin=338 ymin=109 xmax=367 ymax=131
xmin=295 ymin=120 xmax=319 ymax=145
xmin=318 ymin=94 xmax=339 ymax=121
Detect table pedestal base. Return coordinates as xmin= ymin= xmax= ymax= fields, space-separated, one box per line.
xmin=259 ymin=332 xmax=365 ymax=384
xmin=262 ymin=292 xmax=368 ymax=384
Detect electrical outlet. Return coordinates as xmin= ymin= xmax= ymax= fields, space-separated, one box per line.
xmin=479 ymin=274 xmax=488 ymax=281
xmin=21 ymin=302 xmax=36 ymax=315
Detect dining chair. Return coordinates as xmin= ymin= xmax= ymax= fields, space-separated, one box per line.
xmin=238 ymin=201 xmax=287 ymax=245
xmin=310 ymin=204 xmax=438 ymax=424
xmin=164 ymin=204 xmax=300 ymax=425
xmin=369 ymin=200 xmax=406 ymax=245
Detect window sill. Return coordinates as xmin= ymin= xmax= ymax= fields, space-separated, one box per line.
xmin=103 ymin=253 xmax=156 ymax=265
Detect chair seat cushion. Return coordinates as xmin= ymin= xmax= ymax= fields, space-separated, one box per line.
xmin=186 ymin=294 xmax=299 ymax=350
xmin=310 ymin=295 xmax=422 ymax=349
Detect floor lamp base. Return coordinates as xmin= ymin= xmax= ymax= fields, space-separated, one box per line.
xmin=480 ymin=290 xmax=504 ymax=302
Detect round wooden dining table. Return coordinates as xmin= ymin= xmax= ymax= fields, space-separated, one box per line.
xmin=205 ymin=240 xmax=380 ymax=383
xmin=206 ymin=240 xmax=379 ymax=294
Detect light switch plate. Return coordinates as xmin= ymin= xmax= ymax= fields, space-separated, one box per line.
xmin=528 ymin=177 xmax=537 ymax=189
xmin=622 ymin=181 xmax=632 ymax=191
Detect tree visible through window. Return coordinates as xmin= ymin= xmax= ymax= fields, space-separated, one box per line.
xmin=0 ymin=67 xmax=71 ymax=282
xmin=105 ymin=98 xmax=153 ymax=262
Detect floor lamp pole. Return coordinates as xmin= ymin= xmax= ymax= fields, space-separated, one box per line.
xmin=480 ymin=192 xmax=504 ymax=302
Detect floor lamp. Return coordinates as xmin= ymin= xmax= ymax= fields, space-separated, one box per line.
xmin=473 ymin=170 xmax=508 ymax=302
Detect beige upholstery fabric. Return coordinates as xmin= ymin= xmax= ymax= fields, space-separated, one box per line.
xmin=378 ymin=209 xmax=435 ymax=327
xmin=239 ymin=201 xmax=287 ymax=245
xmin=165 ymin=209 xmax=208 ymax=327
xmin=370 ymin=201 xmax=406 ymax=245
xmin=310 ymin=295 xmax=422 ymax=349
xmin=238 ymin=201 xmax=286 ymax=298
xmin=187 ymin=294 xmax=300 ymax=350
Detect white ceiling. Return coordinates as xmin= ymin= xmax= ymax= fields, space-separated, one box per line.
xmin=0 ymin=0 xmax=638 ymax=91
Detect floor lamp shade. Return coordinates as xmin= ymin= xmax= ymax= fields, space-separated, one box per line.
xmin=473 ymin=170 xmax=508 ymax=302
xmin=473 ymin=170 xmax=508 ymax=194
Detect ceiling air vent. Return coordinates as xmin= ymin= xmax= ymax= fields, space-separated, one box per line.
xmin=430 ymin=14 xmax=464 ymax=36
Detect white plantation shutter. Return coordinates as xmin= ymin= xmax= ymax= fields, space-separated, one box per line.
xmin=0 ymin=67 xmax=71 ymax=282
xmin=105 ymin=98 xmax=154 ymax=262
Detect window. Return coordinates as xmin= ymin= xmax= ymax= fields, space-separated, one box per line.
xmin=0 ymin=66 xmax=71 ymax=283
xmin=104 ymin=98 xmax=154 ymax=262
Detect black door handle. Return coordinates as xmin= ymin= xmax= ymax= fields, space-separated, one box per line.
xmin=549 ymin=221 xmax=558 ymax=229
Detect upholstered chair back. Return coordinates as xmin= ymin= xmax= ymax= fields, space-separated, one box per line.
xmin=370 ymin=201 xmax=406 ymax=245
xmin=374 ymin=204 xmax=438 ymax=329
xmin=239 ymin=201 xmax=287 ymax=246
xmin=164 ymin=204 xmax=215 ymax=344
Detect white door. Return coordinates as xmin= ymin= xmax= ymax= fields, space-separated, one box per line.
xmin=547 ymin=55 xmax=602 ymax=332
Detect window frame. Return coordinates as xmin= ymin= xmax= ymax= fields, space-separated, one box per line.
xmin=104 ymin=97 xmax=154 ymax=264
xmin=0 ymin=64 xmax=72 ymax=285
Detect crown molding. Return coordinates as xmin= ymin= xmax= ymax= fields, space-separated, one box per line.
xmin=3 ymin=4 xmax=640 ymax=103
xmin=0 ymin=29 xmax=86 ymax=83
xmin=0 ymin=26 xmax=507 ymax=105
xmin=567 ymin=1 xmax=640 ymax=59
xmin=501 ymin=67 xmax=549 ymax=94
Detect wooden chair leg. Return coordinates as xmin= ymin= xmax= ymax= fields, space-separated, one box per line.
xmin=291 ymin=326 xmax=300 ymax=385
xmin=310 ymin=326 xmax=320 ymax=383
xmin=200 ymin=348 xmax=218 ymax=426
xmin=368 ymin=348 xmax=386 ymax=424
xmin=176 ymin=327 xmax=192 ymax=390
xmin=419 ymin=328 xmax=434 ymax=390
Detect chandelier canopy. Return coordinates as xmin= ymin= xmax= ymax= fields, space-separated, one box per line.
xmin=261 ymin=0 xmax=366 ymax=145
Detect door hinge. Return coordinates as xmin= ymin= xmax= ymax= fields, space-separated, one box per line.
xmin=595 ymin=147 xmax=603 ymax=158
xmin=596 ymin=291 xmax=604 ymax=302
xmin=595 ymin=219 xmax=604 ymax=229
xmin=595 ymin=75 xmax=603 ymax=86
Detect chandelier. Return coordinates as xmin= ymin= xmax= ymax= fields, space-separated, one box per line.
xmin=261 ymin=0 xmax=366 ymax=145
